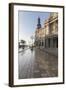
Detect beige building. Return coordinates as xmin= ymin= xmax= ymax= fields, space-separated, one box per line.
xmin=35 ymin=12 xmax=58 ymax=49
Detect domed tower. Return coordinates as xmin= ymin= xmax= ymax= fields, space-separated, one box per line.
xmin=37 ymin=17 xmax=41 ymax=29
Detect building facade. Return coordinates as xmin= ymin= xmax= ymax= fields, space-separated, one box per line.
xmin=35 ymin=12 xmax=58 ymax=49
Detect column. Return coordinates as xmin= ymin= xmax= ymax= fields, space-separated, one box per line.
xmin=48 ymin=38 xmax=50 ymax=48
xmin=50 ymin=38 xmax=53 ymax=48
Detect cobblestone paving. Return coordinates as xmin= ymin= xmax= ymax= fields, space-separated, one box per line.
xmin=18 ymin=48 xmax=58 ymax=79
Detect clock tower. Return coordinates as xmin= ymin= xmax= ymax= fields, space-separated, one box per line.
xmin=37 ymin=17 xmax=41 ymax=29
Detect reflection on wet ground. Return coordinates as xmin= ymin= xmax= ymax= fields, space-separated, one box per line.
xmin=18 ymin=48 xmax=58 ymax=79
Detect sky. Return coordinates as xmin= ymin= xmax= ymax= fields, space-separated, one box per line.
xmin=18 ymin=11 xmax=50 ymax=45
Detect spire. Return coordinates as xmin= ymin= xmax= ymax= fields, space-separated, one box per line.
xmin=37 ymin=17 xmax=41 ymax=29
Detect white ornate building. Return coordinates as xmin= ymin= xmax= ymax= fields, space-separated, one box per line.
xmin=35 ymin=12 xmax=58 ymax=49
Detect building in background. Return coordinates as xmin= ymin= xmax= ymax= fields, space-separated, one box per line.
xmin=35 ymin=12 xmax=58 ymax=54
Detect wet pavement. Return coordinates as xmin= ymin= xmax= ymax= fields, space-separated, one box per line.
xmin=18 ymin=48 xmax=58 ymax=79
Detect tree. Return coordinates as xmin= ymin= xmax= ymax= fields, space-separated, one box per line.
xmin=21 ymin=40 xmax=26 ymax=44
xmin=30 ymin=35 xmax=35 ymax=47
xmin=21 ymin=40 xmax=26 ymax=49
